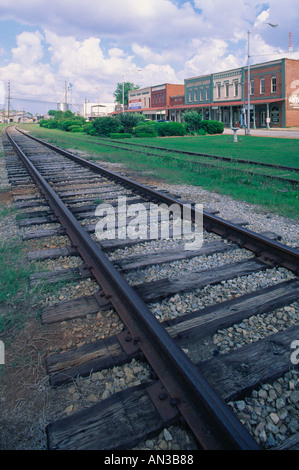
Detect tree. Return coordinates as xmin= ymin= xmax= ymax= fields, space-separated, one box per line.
xmin=91 ymin=117 xmax=123 ymax=136
xmin=115 ymin=112 xmax=144 ymax=133
xmin=113 ymin=82 xmax=140 ymax=107
xmin=182 ymin=110 xmax=203 ymax=133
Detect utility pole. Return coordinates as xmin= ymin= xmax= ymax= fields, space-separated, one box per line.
xmin=7 ymin=81 xmax=11 ymax=123
xmin=289 ymin=32 xmax=293 ymax=53
xmin=65 ymin=81 xmax=68 ymax=110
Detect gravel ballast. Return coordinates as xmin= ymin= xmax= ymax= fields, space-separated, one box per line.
xmin=0 ymin=140 xmax=298 ymax=450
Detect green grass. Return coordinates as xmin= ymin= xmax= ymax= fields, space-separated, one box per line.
xmin=0 ymin=234 xmax=80 ymax=337
xmin=0 ymin=238 xmax=35 ymax=333
xmin=21 ymin=124 xmax=299 ymax=167
xmin=124 ymin=134 xmax=299 ymax=168
xmin=19 ymin=124 xmax=299 ymax=219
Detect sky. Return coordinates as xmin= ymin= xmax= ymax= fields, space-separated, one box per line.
xmin=0 ymin=0 xmax=298 ymax=115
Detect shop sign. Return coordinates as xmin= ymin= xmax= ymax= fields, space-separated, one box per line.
xmin=271 ymin=111 xmax=280 ymax=122
xmin=129 ymin=99 xmax=142 ymax=110
xmin=288 ymin=80 xmax=299 ymax=110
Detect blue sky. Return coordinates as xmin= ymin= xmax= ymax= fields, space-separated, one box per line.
xmin=0 ymin=0 xmax=298 ymax=114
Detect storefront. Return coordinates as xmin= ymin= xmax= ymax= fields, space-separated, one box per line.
xmin=247 ymin=99 xmax=284 ymax=128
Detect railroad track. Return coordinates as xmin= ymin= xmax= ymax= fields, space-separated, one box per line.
xmin=2 ymin=125 xmax=299 ymax=451
xmin=60 ymin=133 xmax=299 ymax=187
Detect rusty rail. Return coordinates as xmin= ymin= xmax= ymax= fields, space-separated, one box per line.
xmin=6 ymin=127 xmax=262 ymax=450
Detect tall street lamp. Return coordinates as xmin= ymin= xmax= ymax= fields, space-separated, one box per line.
xmin=247 ymin=21 xmax=278 ymax=135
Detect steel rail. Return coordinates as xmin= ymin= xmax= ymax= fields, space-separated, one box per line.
xmin=78 ymin=137 xmax=299 ymax=186
xmin=6 ymin=128 xmax=261 ymax=450
xmin=16 ymin=127 xmax=299 ymax=274
xmin=107 ymin=137 xmax=299 ymax=173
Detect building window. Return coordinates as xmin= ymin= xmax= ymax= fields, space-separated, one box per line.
xmin=206 ymin=88 xmax=210 ymax=100
xmin=188 ymin=90 xmax=192 ymax=102
xmin=200 ymin=89 xmax=204 ymax=101
xmin=250 ymin=79 xmax=254 ymax=95
xmin=217 ymin=84 xmax=221 ymax=98
xmin=271 ymin=76 xmax=277 ymax=93
xmin=225 ymin=83 xmax=229 ymax=97
xmin=234 ymin=82 xmax=239 ymax=96
xmin=260 ymin=77 xmax=265 ymax=94
xmin=194 ymin=89 xmax=198 ymax=101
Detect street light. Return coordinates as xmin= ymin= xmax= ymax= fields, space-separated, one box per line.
xmin=247 ymin=21 xmax=278 ymax=135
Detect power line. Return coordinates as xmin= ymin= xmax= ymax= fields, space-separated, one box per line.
xmin=252 ymin=49 xmax=299 ymax=57
xmin=11 ymin=96 xmax=82 ymax=107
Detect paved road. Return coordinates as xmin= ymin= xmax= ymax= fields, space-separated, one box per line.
xmin=223 ymin=128 xmax=299 ymax=139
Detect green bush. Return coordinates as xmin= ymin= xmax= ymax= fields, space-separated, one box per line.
xmin=182 ymin=110 xmax=202 ymax=133
xmin=39 ymin=119 xmax=49 ymax=127
xmin=82 ymin=123 xmax=93 ymax=134
xmin=157 ymin=121 xmax=186 ymax=136
xmin=199 ymin=120 xmax=224 ymax=134
xmin=110 ymin=133 xmax=132 ymax=139
xmin=115 ymin=113 xmax=144 ymax=133
xmin=70 ymin=126 xmax=83 ymax=132
xmin=92 ymin=117 xmax=123 ymax=136
xmin=39 ymin=110 xmax=85 ymax=132
xmin=45 ymin=120 xmax=59 ymax=129
xmin=134 ymin=125 xmax=158 ymax=137
xmin=58 ymin=119 xmax=84 ymax=132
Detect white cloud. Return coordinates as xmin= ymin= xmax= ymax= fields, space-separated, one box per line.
xmin=180 ymin=38 xmax=242 ymax=79
xmin=0 ymin=80 xmax=5 ymax=105
xmin=140 ymin=63 xmax=178 ymax=86
xmin=0 ymin=0 xmax=203 ymax=46
xmin=12 ymin=31 xmax=44 ymax=65
xmin=0 ymin=0 xmax=298 ymax=112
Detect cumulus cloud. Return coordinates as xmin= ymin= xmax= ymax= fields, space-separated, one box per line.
xmin=12 ymin=30 xmax=44 ymax=65
xmin=179 ymin=38 xmax=242 ymax=80
xmin=0 ymin=80 xmax=5 ymax=105
xmin=0 ymin=0 xmax=298 ymax=111
xmin=0 ymin=0 xmax=203 ymax=46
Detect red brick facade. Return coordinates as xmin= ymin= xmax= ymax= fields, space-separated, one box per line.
xmin=241 ymin=59 xmax=299 ymax=128
xmin=169 ymin=95 xmax=185 ymax=106
xmin=151 ymin=84 xmax=184 ymax=108
xmin=285 ymin=59 xmax=299 ymax=127
xmin=118 ymin=59 xmax=299 ymax=128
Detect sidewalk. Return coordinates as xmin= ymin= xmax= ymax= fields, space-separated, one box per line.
xmin=223 ymin=127 xmax=299 ymax=139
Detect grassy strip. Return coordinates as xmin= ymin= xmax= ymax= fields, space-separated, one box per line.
xmin=19 ymin=125 xmax=299 ymax=219
xmin=20 ymin=124 xmax=299 ymax=167
xmin=124 ymin=133 xmax=299 ymax=168
xmin=72 ymin=136 xmax=299 ymax=182
xmin=0 ymin=238 xmax=35 ymax=334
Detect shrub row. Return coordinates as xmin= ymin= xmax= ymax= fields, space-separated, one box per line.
xmin=39 ymin=110 xmax=224 ymax=138
xmin=182 ymin=110 xmax=224 ymax=135
xmin=199 ymin=120 xmax=224 ymax=134
xmin=39 ymin=114 xmax=85 ymax=132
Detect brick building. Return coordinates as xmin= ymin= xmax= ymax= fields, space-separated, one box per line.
xmin=241 ymin=58 xmax=299 ymax=128
xmin=244 ymin=59 xmax=284 ymax=128
xmin=128 ymin=87 xmax=151 ymax=111
xmin=118 ymin=58 xmax=299 ymax=128
xmin=183 ymin=59 xmax=299 ymax=129
xmin=150 ymin=83 xmax=184 ymax=120
xmin=285 ymin=59 xmax=299 ymax=127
